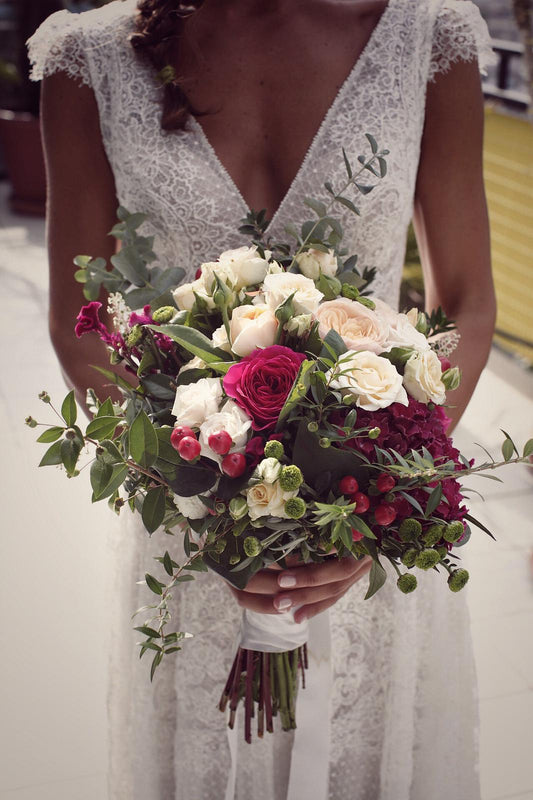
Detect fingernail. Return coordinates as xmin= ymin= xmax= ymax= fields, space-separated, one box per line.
xmin=275 ymin=597 xmax=293 ymax=612
xmin=279 ymin=574 xmax=297 ymax=588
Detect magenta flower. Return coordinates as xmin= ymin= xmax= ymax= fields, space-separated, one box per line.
xmin=75 ymin=301 xmax=105 ymax=338
xmin=223 ymin=345 xmax=306 ymax=431
xmin=129 ymin=305 xmax=153 ymax=327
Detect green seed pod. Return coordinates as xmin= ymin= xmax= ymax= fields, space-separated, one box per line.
xmin=397 ymin=573 xmax=418 ymax=594
xmin=341 ymin=283 xmax=360 ymax=301
xmin=368 ymin=427 xmax=381 ymax=439
xmin=284 ymin=497 xmax=307 ymax=519
xmin=152 ymin=306 xmax=175 ymax=324
xmin=126 ymin=324 xmax=144 ymax=347
xmin=443 ymin=520 xmax=464 ymax=543
xmin=279 ymin=465 xmax=304 ymax=492
xmin=422 ymin=523 xmax=445 ymax=547
xmin=401 ymin=547 xmax=418 ymax=568
xmin=229 ymin=554 xmax=241 ymax=565
xmin=25 ymin=416 xmax=37 ymax=428
xmin=38 ymin=391 xmax=51 ymax=403
xmin=319 ymin=437 xmax=331 ymax=448
xmin=243 ymin=536 xmax=262 ymax=558
xmin=357 ymin=296 xmax=376 ymax=310
xmin=215 ymin=501 xmax=226 ymax=515
xmin=65 ymin=428 xmax=77 ymax=441
xmin=307 ymin=421 xmax=319 ymax=433
xmin=214 ymin=537 xmax=227 ymax=554
xmin=264 ymin=440 xmax=284 ymax=460
xmin=448 ymin=568 xmax=469 ymax=592
xmin=415 ymin=548 xmax=441 ymax=571
xmin=398 ymin=518 xmax=423 ymax=542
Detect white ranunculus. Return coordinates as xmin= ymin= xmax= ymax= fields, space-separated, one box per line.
xmin=211 ymin=324 xmax=232 ymax=353
xmin=315 ymin=297 xmax=390 ymax=354
xmin=229 ymin=303 xmax=279 ymax=357
xmin=263 ymin=272 xmax=324 ymax=315
xmin=198 ymin=399 xmax=252 ymax=462
xmin=295 ymin=248 xmax=338 ymax=280
xmin=173 ymin=493 xmax=209 ymax=520
xmin=256 ymin=457 xmax=282 ymax=484
xmin=328 ymin=350 xmax=408 ymax=411
xmin=173 ymin=275 xmax=215 ymax=311
xmin=178 ymin=355 xmax=207 ymax=374
xmin=245 ymin=481 xmax=297 ymax=521
xmin=172 ymin=377 xmax=223 ymax=427
xmin=403 ymin=349 xmax=446 ymax=405
xmin=215 ymin=245 xmax=271 ymax=289
xmin=285 ymin=313 xmax=313 ymax=337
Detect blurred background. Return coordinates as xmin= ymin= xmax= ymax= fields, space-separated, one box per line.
xmin=0 ymin=2 xmax=532 ymax=799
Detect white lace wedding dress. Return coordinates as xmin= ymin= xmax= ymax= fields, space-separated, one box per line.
xmin=28 ymin=1 xmax=496 ymax=798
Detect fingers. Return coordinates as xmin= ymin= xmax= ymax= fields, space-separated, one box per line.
xmin=293 ymin=558 xmax=373 ymax=623
xmin=276 ymin=555 xmax=372 ymax=590
xmin=226 ymin=584 xmax=280 ymax=615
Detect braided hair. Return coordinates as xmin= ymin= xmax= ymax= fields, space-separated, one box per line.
xmin=130 ymin=0 xmax=207 ymax=131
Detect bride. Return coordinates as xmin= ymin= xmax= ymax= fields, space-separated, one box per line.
xmin=29 ymin=0 xmax=496 ymax=797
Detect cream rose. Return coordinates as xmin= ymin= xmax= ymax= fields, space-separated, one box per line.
xmin=295 ymin=248 xmax=338 ymax=280
xmin=256 ymin=457 xmax=282 ymax=484
xmin=403 ymin=349 xmax=446 ymax=405
xmin=216 ymin=245 xmax=271 ymax=289
xmin=316 ymin=297 xmax=389 ymax=354
xmin=173 ymin=493 xmax=209 ymax=520
xmin=384 ymin=314 xmax=430 ymax=352
xmin=200 ymin=260 xmax=238 ymax=293
xmin=229 ymin=303 xmax=279 ymax=357
xmin=178 ymin=355 xmax=207 ymax=374
xmin=172 ymin=377 xmax=223 ymax=427
xmin=199 ymin=399 xmax=252 ymax=462
xmin=211 ymin=324 xmax=232 ymax=353
xmin=263 ymin=272 xmax=324 ymax=315
xmin=328 ymin=350 xmax=408 ymax=411
xmin=245 ymin=481 xmax=297 ymax=521
xmin=172 ymin=275 xmax=215 ymax=312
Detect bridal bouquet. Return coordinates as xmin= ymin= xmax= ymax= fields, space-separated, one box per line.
xmin=27 ymin=136 xmax=532 ymax=741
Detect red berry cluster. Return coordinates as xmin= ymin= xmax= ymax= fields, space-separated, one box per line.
xmin=339 ymin=472 xmax=398 ymax=530
xmin=170 ymin=426 xmax=201 ymax=461
xmin=170 ymin=425 xmax=247 ymax=478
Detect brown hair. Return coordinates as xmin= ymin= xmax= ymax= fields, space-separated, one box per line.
xmin=130 ymin=0 xmax=206 ymax=131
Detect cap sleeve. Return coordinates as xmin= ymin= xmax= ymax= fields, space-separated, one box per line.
xmin=428 ymin=0 xmax=497 ymax=83
xmin=26 ymin=9 xmax=91 ymax=88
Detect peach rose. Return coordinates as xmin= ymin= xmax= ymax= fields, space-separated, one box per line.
xmin=315 ymin=297 xmax=389 ymax=353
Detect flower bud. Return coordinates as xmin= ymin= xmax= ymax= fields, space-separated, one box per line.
xmin=257 ymin=457 xmax=282 ymax=484
xmin=127 ymin=324 xmax=144 ymax=347
xmin=38 ymin=391 xmax=51 ymax=403
xmin=442 ymin=366 xmax=461 ymax=391
xmin=448 ymin=568 xmax=469 ymax=592
xmin=279 ymin=465 xmax=303 ymax=492
xmin=229 ymin=554 xmax=241 ymax=565
xmin=25 ymin=416 xmax=37 ymax=428
xmin=341 ymin=283 xmax=360 ymax=301
xmin=398 ymin=518 xmax=422 ymax=542
xmin=264 ymin=440 xmax=284 ymax=460
xmin=415 ymin=548 xmax=441 ymax=571
xmin=109 ymin=351 xmax=122 ymax=365
xmin=400 ymin=548 xmax=418 ymax=568
xmin=243 ymin=536 xmax=262 ymax=557
xmin=285 ymin=314 xmax=313 ymax=337
xmin=215 ymin=501 xmax=226 ymax=515
xmin=229 ymin=496 xmax=248 ymax=521
xmin=397 ymin=573 xmax=417 ymax=594
xmin=65 ymin=428 xmax=77 ymax=440
xmin=357 ymin=296 xmax=376 ymax=310
xmin=444 ymin=520 xmax=464 ymax=543
xmin=415 ymin=312 xmax=428 ymax=334
xmin=214 ymin=537 xmax=227 ymax=554
xmin=319 ymin=437 xmax=331 ymax=448
xmin=152 ymin=306 xmax=175 ymax=324
xmin=422 ymin=523 xmax=445 ymax=546
xmin=307 ymin=421 xmax=319 ymax=433
xmin=284 ymin=497 xmax=307 ymax=519
xmin=274 ymin=292 xmax=296 ymax=324
xmin=368 ymin=427 xmax=381 ymax=439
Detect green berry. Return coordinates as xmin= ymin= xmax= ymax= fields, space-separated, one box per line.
xmin=279 ymin=465 xmax=304 ymax=492
xmin=368 ymin=427 xmax=381 ymax=439
xmin=397 ymin=573 xmax=418 ymax=594
xmin=448 ymin=568 xmax=470 ymax=592
xmin=401 ymin=547 xmax=418 ymax=568
xmin=284 ymin=497 xmax=307 ymax=519
xmin=264 ymin=440 xmax=284 ymax=460
xmin=444 ymin=520 xmax=465 ymax=544
xmin=422 ymin=523 xmax=445 ymax=547
xmin=307 ymin=421 xmax=319 ymax=433
xmin=229 ymin=554 xmax=241 ymax=565
xmin=214 ymin=537 xmax=227 ymax=554
xmin=25 ymin=416 xmax=37 ymax=428
xmin=243 ymin=536 xmax=262 ymax=558
xmin=398 ymin=518 xmax=422 ymax=542
xmin=415 ymin=548 xmax=441 ymax=571
xmin=319 ymin=437 xmax=331 ymax=448
xmin=152 ymin=305 xmax=175 ymax=323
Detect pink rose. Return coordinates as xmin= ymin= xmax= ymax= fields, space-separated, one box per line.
xmin=223 ymin=345 xmax=306 ymax=431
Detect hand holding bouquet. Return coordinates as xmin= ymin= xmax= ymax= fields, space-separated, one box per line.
xmin=27 ymin=136 xmax=533 ymax=741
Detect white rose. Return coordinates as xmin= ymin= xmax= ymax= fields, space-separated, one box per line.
xmin=198 ymin=399 xmax=252 ymax=462
xmin=172 ymin=377 xmax=223 ymax=427
xmin=211 ymin=324 xmax=232 ymax=353
xmin=245 ymin=481 xmax=297 ymax=521
xmin=315 ymin=297 xmax=389 ymax=354
xmin=173 ymin=275 xmax=215 ymax=311
xmin=256 ymin=457 xmax=282 ymax=484
xmin=178 ymin=355 xmax=207 ymax=374
xmin=285 ymin=313 xmax=313 ymax=337
xmin=263 ymin=272 xmax=324 ymax=315
xmin=403 ymin=349 xmax=446 ymax=405
xmin=216 ymin=245 xmax=271 ymax=289
xmin=406 ymin=307 xmax=419 ymax=327
xmin=328 ymin=349 xmax=408 ymax=411
xmin=267 ymin=260 xmax=284 ymax=275
xmin=384 ymin=313 xmax=430 ymax=352
xmin=200 ymin=260 xmax=238 ymax=293
xmin=229 ymin=304 xmax=279 ymax=357
xmin=173 ymin=493 xmax=209 ymax=520
xmin=295 ymin=248 xmax=338 ymax=280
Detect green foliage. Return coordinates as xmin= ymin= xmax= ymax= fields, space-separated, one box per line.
xmin=130 ymin=411 xmax=159 ymax=469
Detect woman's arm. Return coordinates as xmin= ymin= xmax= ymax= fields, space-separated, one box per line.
xmin=413 ymin=57 xmax=497 ymax=432
xmin=41 ymin=71 xmax=132 ymax=415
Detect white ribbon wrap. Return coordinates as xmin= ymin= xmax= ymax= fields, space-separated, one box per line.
xmin=224 ymin=609 xmax=332 ymax=800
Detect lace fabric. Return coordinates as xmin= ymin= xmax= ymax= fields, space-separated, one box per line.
xmin=28 ymin=1 xmax=491 ymax=798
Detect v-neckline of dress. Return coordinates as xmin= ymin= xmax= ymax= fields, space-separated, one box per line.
xmin=189 ymin=0 xmax=395 ymax=234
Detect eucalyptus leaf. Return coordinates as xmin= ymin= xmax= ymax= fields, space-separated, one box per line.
xmin=364 ymin=559 xmax=387 ymax=600
xmin=61 ymin=391 xmax=77 ymax=427
xmin=38 ymin=440 xmax=63 ymax=467
xmin=130 ymin=411 xmax=159 ymax=468
xmin=36 ymin=426 xmax=64 ymax=444
xmin=86 ymin=415 xmax=121 ymax=441
xmin=60 ymin=438 xmax=81 ymax=475
xmin=90 ymin=458 xmax=113 ymax=498
xmin=142 ymin=486 xmax=166 ymax=534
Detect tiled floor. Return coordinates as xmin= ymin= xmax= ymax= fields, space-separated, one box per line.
xmin=1 ymin=185 xmax=532 ymax=799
